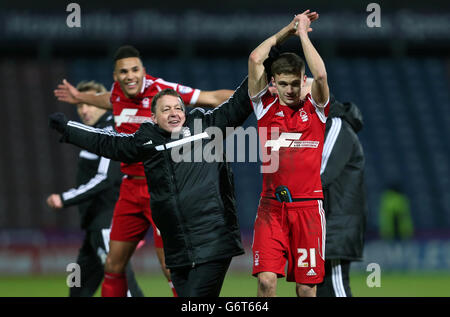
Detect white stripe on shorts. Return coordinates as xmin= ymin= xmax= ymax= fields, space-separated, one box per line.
xmin=331 ymin=259 xmax=347 ymax=297
xmin=101 ymin=228 xmax=111 ymax=253
xmin=317 ymin=200 xmax=326 ymax=261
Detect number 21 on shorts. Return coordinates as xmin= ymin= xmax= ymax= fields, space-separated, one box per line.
xmin=297 ymin=248 xmax=316 ymax=267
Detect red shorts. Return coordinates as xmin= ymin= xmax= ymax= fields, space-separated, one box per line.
xmin=252 ymin=198 xmax=326 ymax=284
xmin=110 ymin=177 xmax=164 ymax=248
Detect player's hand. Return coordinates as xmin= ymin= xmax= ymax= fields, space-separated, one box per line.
xmin=46 ymin=194 xmax=63 ymax=209
xmin=293 ymin=10 xmax=319 ymax=35
xmin=48 ymin=112 xmax=68 ymax=134
xmin=54 ymin=79 xmax=81 ymax=104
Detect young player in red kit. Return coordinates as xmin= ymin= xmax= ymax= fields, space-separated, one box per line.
xmin=54 ymin=46 xmax=233 ymax=297
xmin=248 ymin=10 xmax=330 ymax=297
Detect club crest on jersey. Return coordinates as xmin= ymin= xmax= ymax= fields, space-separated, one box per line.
xmin=142 ymin=98 xmax=150 ymax=108
xmin=265 ymin=132 xmax=319 ymax=151
xmin=299 ymin=109 xmax=309 ymax=122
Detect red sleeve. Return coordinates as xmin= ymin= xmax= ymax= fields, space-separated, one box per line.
xmin=305 ymin=93 xmax=329 ymax=123
xmin=110 ymin=81 xmax=121 ymax=105
xmin=150 ymin=75 xmax=200 ymax=105
xmin=176 ymin=84 xmax=200 ymax=105
xmin=249 ymin=86 xmax=276 ymax=120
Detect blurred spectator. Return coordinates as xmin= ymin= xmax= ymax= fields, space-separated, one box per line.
xmin=379 ymin=183 xmax=414 ymax=240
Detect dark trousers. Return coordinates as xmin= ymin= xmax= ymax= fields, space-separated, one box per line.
xmin=317 ymin=259 xmax=352 ymax=297
xmin=170 ymin=258 xmax=232 ymax=297
xmin=69 ymin=230 xmax=144 ymax=297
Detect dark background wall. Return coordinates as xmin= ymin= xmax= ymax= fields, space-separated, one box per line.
xmin=0 ymin=0 xmax=449 ymax=240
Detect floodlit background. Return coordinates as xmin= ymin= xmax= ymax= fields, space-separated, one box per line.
xmin=0 ymin=0 xmax=449 ymax=296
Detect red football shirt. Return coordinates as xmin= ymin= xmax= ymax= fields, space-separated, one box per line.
xmin=111 ymin=74 xmax=200 ymax=176
xmin=251 ymin=85 xmax=329 ymax=199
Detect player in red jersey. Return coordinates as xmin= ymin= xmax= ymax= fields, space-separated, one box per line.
xmin=54 ymin=46 xmax=233 ymax=297
xmin=248 ymin=10 xmax=329 ymax=297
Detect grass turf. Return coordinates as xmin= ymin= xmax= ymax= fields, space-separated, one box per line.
xmin=1 ymin=271 xmax=450 ymax=297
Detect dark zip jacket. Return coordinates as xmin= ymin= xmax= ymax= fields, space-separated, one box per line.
xmin=58 ymin=78 xmax=251 ymax=269
xmin=320 ymin=100 xmax=368 ymax=261
xmin=61 ymin=112 xmax=122 ymax=230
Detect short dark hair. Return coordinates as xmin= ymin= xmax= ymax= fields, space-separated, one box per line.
xmin=113 ymin=45 xmax=141 ymax=62
xmin=151 ymin=89 xmax=185 ymax=114
xmin=271 ymin=53 xmax=305 ymax=77
xmin=76 ymin=80 xmax=107 ymax=93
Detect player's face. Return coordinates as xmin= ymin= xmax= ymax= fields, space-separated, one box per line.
xmin=152 ymin=95 xmax=186 ymax=133
xmin=273 ymin=73 xmax=306 ymax=107
xmin=77 ymin=90 xmax=107 ymax=126
xmin=114 ymin=57 xmax=146 ymax=98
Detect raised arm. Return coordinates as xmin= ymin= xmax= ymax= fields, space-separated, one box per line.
xmin=49 ymin=113 xmax=154 ymax=163
xmin=295 ymin=11 xmax=329 ymax=106
xmin=54 ymin=79 xmax=112 ymax=110
xmin=248 ymin=10 xmax=319 ymax=98
xmin=248 ymin=19 xmax=296 ymax=97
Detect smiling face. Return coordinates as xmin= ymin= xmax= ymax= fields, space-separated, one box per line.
xmin=113 ymin=57 xmax=146 ymax=98
xmin=272 ymin=73 xmax=306 ymax=107
xmin=151 ymin=95 xmax=186 ymax=133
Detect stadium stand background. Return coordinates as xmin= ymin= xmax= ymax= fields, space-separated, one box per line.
xmin=0 ymin=0 xmax=449 ymax=274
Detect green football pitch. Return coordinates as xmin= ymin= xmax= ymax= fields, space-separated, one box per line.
xmin=1 ymin=271 xmax=450 ymax=297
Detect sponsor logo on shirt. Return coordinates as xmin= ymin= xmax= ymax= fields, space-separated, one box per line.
xmin=114 ymin=108 xmax=152 ymax=127
xmin=265 ymin=132 xmax=319 ymax=151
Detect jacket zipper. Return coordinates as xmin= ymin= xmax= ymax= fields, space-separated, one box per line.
xmin=165 ymin=149 xmax=196 ymax=267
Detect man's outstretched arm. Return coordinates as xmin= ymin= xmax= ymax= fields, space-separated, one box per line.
xmin=200 ymin=77 xmax=252 ymax=132
xmin=49 ymin=113 xmax=153 ymax=163
xmin=248 ymin=19 xmax=293 ymax=97
xmin=54 ymin=79 xmax=112 ymax=109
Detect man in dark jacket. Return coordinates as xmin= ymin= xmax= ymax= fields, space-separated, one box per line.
xmin=317 ymin=100 xmax=368 ymax=297
xmin=46 ymin=80 xmax=143 ymax=297
xmin=49 ymin=78 xmax=251 ymax=297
